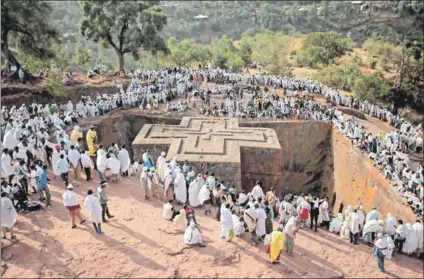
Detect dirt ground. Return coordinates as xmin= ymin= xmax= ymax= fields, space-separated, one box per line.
xmin=1 ymin=169 xmax=423 ymax=278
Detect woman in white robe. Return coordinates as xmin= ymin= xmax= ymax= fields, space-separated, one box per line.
xmin=174 ymin=169 xmax=187 ymax=204
xmin=156 ymin=152 xmax=166 ymax=182
xmin=173 ymin=209 xmax=187 ymax=231
xmin=402 ymin=223 xmax=419 ymax=255
xmin=184 ymin=219 xmax=205 ymax=247
xmin=188 ymin=175 xmax=202 ymax=207
xmin=84 ymin=190 xmax=103 ymax=234
xmin=329 ymin=213 xmax=344 ymax=233
xmin=1 ymin=194 xmax=17 ymax=239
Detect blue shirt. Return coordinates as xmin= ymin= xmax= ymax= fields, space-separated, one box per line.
xmin=38 ymin=170 xmax=48 ymax=189
xmin=57 ymin=158 xmax=69 ymax=174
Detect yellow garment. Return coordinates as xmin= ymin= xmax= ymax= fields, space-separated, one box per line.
xmin=86 ymin=130 xmax=97 ymax=150
xmin=70 ymin=130 xmax=82 ymax=146
xmin=270 ymin=231 xmax=285 ymax=262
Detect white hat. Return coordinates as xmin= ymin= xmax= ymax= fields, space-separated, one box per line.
xmin=67 ymin=184 xmax=74 ymax=189
xmin=161 ymin=151 xmax=166 ymax=156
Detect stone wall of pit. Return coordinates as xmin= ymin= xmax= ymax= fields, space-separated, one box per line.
xmin=240 ymin=120 xmax=334 ymax=197
xmin=330 ymin=129 xmax=416 ymax=222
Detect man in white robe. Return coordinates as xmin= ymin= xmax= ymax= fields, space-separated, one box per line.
xmin=184 ymin=219 xmax=205 ymax=247
xmin=118 ymin=145 xmax=131 ymax=177
xmin=174 ymin=169 xmax=187 ymax=204
xmin=366 ymin=205 xmax=380 ymax=222
xmin=402 ymin=223 xmax=419 ymax=255
xmin=188 ymin=175 xmax=202 ymax=207
xmin=84 ymin=189 xmax=103 ymax=234
xmin=156 ymin=151 xmax=166 ymax=182
xmin=1 ymin=149 xmax=13 ymax=181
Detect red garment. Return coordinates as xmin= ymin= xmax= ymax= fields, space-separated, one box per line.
xmin=66 ymin=205 xmax=81 ymax=212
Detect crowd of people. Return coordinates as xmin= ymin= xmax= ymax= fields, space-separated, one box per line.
xmin=1 ymin=67 xmax=423 ymax=271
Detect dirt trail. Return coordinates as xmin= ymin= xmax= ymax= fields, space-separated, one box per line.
xmin=1 ymin=170 xmax=422 ymax=278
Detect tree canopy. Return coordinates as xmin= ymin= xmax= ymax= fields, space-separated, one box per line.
xmin=79 ymin=0 xmax=168 ymax=75
xmin=1 ymin=0 xmax=59 ymax=71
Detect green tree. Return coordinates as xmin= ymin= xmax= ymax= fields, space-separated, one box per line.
xmin=44 ymin=69 xmax=69 ymax=97
xmin=79 ymin=1 xmax=167 ymax=75
xmin=167 ymin=37 xmax=196 ymax=67
xmin=73 ymin=43 xmax=92 ymax=71
xmin=296 ymin=32 xmax=354 ymax=68
xmin=1 ymin=1 xmax=59 ymax=72
xmin=353 ymin=72 xmax=391 ymax=102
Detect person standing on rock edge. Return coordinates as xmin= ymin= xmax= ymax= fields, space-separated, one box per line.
xmin=62 ymin=184 xmax=86 ymax=229
xmin=97 ymin=181 xmax=114 ymax=223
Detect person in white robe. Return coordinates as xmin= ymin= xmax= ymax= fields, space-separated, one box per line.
xmin=188 ymin=175 xmax=202 ymax=207
xmin=198 ymin=182 xmax=212 ymax=215
xmin=233 ymin=214 xmax=245 ymax=237
xmin=366 ymin=206 xmax=380 ymax=222
xmin=173 ymin=209 xmax=187 ymax=231
xmin=402 ymin=223 xmax=419 ymax=255
xmin=174 ymin=169 xmax=187 ymax=204
xmin=156 ymin=151 xmax=166 ymax=182
xmin=1 ymin=150 xmax=13 ymax=180
xmin=251 ymin=182 xmax=264 ymax=200
xmin=140 ymin=167 xmax=150 ymax=200
xmin=170 ymin=156 xmax=178 ymax=171
xmin=84 ymin=189 xmax=103 ymax=234
xmin=357 ymin=205 xmax=366 ymax=232
xmin=164 ymin=171 xmax=174 ymax=201
xmin=385 ymin=235 xmax=395 ymax=260
xmin=318 ymin=197 xmax=330 ymax=229
xmin=349 ymin=209 xmax=360 ymax=244
xmin=220 ymin=203 xmax=234 ymax=241
xmin=51 ymin=147 xmax=61 ymax=177
xmin=329 ymin=213 xmax=344 ymax=234
xmin=363 ymin=219 xmax=383 ymax=245
xmin=412 ymin=220 xmax=423 ymax=256
xmin=184 ymin=219 xmax=205 ymax=247
xmin=255 ymin=204 xmax=267 ymax=244
xmin=117 ymin=146 xmax=131 ymax=176
xmin=3 ymin=128 xmax=18 ymax=150
xmin=1 ymin=193 xmax=17 ymax=240
xmin=384 ymin=213 xmax=396 ymax=237
xmin=106 ymin=154 xmax=120 ymax=183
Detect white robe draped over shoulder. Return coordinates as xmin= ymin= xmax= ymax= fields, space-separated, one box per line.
xmin=174 ymin=172 xmax=187 ymax=204
xmin=1 ymin=197 xmax=17 ymax=229
xmin=84 ymin=195 xmax=102 ymax=223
